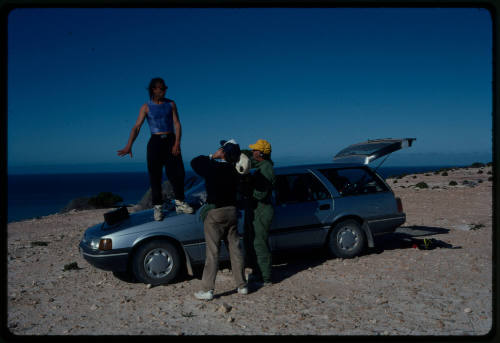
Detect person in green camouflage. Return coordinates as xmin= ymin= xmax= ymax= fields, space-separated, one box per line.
xmin=241 ymin=139 xmax=276 ymax=286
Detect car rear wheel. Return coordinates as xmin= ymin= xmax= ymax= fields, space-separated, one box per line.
xmin=328 ymin=219 xmax=366 ymax=258
xmin=132 ymin=239 xmax=181 ymax=285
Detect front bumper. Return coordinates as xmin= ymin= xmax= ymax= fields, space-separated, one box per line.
xmin=79 ymin=241 xmax=130 ymax=272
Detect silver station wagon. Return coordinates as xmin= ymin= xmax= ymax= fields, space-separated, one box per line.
xmin=79 ymin=138 xmax=415 ymax=285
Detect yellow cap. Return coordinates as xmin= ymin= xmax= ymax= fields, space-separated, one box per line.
xmin=249 ymin=139 xmax=272 ymax=155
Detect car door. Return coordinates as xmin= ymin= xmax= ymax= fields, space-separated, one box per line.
xmin=270 ymin=171 xmax=334 ymax=251
xmin=333 ymin=138 xmax=416 ymax=165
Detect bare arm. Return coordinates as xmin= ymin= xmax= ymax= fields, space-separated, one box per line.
xmin=171 ymin=101 xmax=182 ymax=156
xmin=117 ymin=104 xmax=148 ymax=158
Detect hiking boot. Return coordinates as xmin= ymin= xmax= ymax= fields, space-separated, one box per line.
xmin=153 ymin=205 xmax=164 ymax=221
xmin=237 ymin=286 xmax=248 ymax=295
xmin=194 ymin=289 xmax=214 ymax=300
xmin=247 ymin=273 xmax=263 ymax=283
xmin=175 ymin=200 xmax=194 ymax=214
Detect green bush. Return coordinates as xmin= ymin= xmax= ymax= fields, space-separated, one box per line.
xmin=88 ymin=192 xmax=123 ymax=209
xmin=415 ymin=182 xmax=428 ymax=189
xmin=470 ymin=162 xmax=485 ymax=168
xmin=449 ymin=181 xmax=457 ymax=186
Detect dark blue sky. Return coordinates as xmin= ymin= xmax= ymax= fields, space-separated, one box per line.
xmin=7 ymin=8 xmax=493 ymax=173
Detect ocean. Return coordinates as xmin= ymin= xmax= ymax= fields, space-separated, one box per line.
xmin=7 ymin=165 xmax=461 ymax=223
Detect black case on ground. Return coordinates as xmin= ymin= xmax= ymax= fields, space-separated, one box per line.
xmin=104 ymin=206 xmax=129 ymax=226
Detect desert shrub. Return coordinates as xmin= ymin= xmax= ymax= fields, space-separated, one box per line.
xmin=393 ymin=180 xmax=398 ymax=183
xmin=88 ymin=192 xmax=123 ymax=209
xmin=488 ymin=177 xmax=493 ymax=182
xmin=441 ymin=172 xmax=448 ymax=176
xmin=412 ymin=175 xmax=417 ymax=179
xmin=487 ymin=162 xmax=493 ymax=166
xmin=31 ymin=241 xmax=49 ymax=247
xmin=470 ymin=223 xmax=485 ymax=230
xmin=470 ymin=162 xmax=485 ymax=168
xmin=415 ymin=182 xmax=428 ymax=189
xmin=462 ymin=180 xmax=469 ymax=185
xmin=478 ymin=180 xmax=483 ymax=183
xmin=487 ymin=171 xmax=492 ymax=175
xmin=449 ymin=181 xmax=457 ymax=186
xmin=478 ymin=170 xmax=483 ymax=174
xmin=432 ymin=186 xmax=440 ymax=189
xmin=425 ymin=174 xmax=430 ymax=176
xmin=63 ymin=262 xmax=81 ymax=271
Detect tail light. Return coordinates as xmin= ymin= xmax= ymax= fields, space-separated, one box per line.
xmin=396 ymin=197 xmax=403 ymax=213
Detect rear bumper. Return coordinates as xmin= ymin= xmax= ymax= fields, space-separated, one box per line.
xmin=79 ymin=241 xmax=130 ymax=272
xmin=367 ymin=214 xmax=406 ymax=235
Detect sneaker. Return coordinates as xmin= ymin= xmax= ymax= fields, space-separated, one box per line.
xmin=237 ymin=286 xmax=248 ymax=295
xmin=175 ymin=200 xmax=194 ymax=214
xmin=153 ymin=205 xmax=164 ymax=221
xmin=194 ymin=289 xmax=214 ymax=300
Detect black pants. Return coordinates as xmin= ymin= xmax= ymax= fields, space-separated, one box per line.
xmin=147 ymin=134 xmax=185 ymax=205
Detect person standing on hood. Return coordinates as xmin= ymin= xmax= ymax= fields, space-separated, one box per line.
xmin=241 ymin=139 xmax=276 ymax=286
xmin=191 ymin=139 xmax=250 ymax=300
xmin=117 ymin=77 xmax=193 ymax=221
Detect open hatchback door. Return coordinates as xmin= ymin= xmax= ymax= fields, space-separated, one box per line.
xmin=333 ymin=138 xmax=416 ymax=165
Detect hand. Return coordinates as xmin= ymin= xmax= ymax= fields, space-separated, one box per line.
xmin=117 ymin=146 xmax=133 ymax=157
xmin=172 ymin=143 xmax=181 ymax=156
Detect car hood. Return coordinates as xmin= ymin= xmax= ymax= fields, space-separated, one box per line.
xmin=85 ymin=208 xmax=199 ymax=238
xmin=333 ymin=138 xmax=416 ymax=165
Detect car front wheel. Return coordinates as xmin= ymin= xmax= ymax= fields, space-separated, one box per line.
xmin=328 ymin=219 xmax=366 ymax=258
xmin=132 ymin=239 xmax=181 ymax=285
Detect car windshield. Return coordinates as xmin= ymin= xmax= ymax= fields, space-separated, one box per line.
xmin=184 ymin=176 xmax=206 ymax=206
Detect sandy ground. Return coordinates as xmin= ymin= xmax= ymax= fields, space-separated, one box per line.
xmin=5 ymin=166 xmax=494 ymax=336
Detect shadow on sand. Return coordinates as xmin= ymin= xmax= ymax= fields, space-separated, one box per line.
xmin=112 ymin=225 xmax=461 ymax=287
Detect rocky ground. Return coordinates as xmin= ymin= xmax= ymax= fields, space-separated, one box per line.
xmin=6 ymin=166 xmax=494 ymax=336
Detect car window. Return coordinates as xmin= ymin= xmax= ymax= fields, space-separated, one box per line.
xmin=319 ymin=167 xmax=388 ymax=196
xmin=275 ymin=173 xmax=331 ymax=205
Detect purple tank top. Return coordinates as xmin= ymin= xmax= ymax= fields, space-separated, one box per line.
xmin=146 ymin=100 xmax=174 ymax=134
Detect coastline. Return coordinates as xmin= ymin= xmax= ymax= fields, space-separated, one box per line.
xmin=7 ymin=164 xmax=484 ymax=223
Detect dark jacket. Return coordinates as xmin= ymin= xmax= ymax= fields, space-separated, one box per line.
xmin=190 ymin=155 xmax=239 ymax=208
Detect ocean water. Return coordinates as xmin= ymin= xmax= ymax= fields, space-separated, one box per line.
xmin=7 ymin=165 xmax=460 ymax=223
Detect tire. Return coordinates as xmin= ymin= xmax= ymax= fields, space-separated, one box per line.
xmin=132 ymin=239 xmax=181 ymax=285
xmin=327 ymin=219 xmax=366 ymax=258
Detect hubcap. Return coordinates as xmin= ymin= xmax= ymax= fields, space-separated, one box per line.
xmin=144 ymin=248 xmax=173 ymax=279
xmin=337 ymin=227 xmax=359 ymax=251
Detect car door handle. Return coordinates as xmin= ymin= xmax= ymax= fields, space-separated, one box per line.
xmin=319 ymin=204 xmax=330 ymax=210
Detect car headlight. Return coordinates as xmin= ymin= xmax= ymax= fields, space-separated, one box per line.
xmin=89 ymin=238 xmax=112 ymax=251
xmin=90 ymin=239 xmax=101 ymax=250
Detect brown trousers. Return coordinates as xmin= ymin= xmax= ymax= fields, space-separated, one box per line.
xmin=201 ymin=206 xmax=246 ymax=291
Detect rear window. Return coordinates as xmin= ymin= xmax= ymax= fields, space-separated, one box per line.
xmin=275 ymin=173 xmax=331 ymax=205
xmin=319 ymin=167 xmax=389 ymax=196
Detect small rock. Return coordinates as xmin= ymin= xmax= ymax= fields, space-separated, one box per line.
xmin=376 ymin=298 xmax=388 ymax=305
xmin=90 ymin=304 xmax=98 ymax=311
xmin=464 ymin=308 xmax=472 ymax=313
xmin=227 ymin=316 xmax=234 ymax=323
xmin=146 ymin=284 xmax=153 ymax=289
xmin=218 ymin=303 xmax=232 ymax=313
